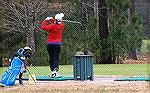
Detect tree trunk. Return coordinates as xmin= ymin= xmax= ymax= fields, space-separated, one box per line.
xmin=94 ymin=0 xmax=98 ymax=18
xmin=98 ymin=0 xmax=113 ymax=64
xmin=98 ymin=0 xmax=109 ymax=39
xmin=80 ymin=1 xmax=89 ymax=54
xmin=127 ymin=0 xmax=138 ymax=60
xmin=25 ymin=3 xmax=36 ymax=57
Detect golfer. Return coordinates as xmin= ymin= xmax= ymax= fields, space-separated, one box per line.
xmin=42 ymin=13 xmax=64 ymax=78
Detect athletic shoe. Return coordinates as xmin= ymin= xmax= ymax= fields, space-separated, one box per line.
xmin=51 ymin=72 xmax=62 ymax=78
xmin=50 ymin=68 xmax=62 ymax=78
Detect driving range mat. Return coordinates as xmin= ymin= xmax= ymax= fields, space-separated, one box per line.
xmin=16 ymin=76 xmax=74 ymax=81
xmin=114 ymin=77 xmax=150 ymax=81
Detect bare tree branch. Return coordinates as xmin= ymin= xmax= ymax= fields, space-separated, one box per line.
xmin=3 ymin=13 xmax=20 ymax=23
xmin=3 ymin=27 xmax=22 ymax=33
xmin=35 ymin=3 xmax=46 ymax=16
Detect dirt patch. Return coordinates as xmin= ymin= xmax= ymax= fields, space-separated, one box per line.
xmin=0 ymin=77 xmax=149 ymax=93
xmin=123 ymin=59 xmax=148 ymax=64
xmin=123 ymin=53 xmax=149 ymax=64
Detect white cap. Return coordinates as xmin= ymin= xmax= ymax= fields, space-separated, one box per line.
xmin=24 ymin=47 xmax=31 ymax=50
xmin=55 ymin=13 xmax=64 ymax=21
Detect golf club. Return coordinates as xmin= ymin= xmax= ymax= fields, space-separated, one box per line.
xmin=62 ymin=20 xmax=82 ymax=25
xmin=24 ymin=62 xmax=36 ymax=84
xmin=26 ymin=67 xmax=36 ymax=83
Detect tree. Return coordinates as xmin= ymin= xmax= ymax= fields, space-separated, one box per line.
xmin=1 ymin=2 xmax=53 ymax=65
xmin=107 ymin=0 xmax=143 ymax=63
xmin=74 ymin=0 xmax=142 ymax=64
xmin=127 ymin=0 xmax=136 ymax=59
xmin=97 ymin=0 xmax=113 ymax=64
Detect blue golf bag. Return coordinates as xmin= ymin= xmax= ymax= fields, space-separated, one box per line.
xmin=1 ymin=57 xmax=23 ymax=86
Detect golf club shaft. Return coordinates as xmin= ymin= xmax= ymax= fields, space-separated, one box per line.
xmin=24 ymin=62 xmax=36 ymax=83
xmin=26 ymin=68 xmax=36 ymax=83
xmin=62 ymin=20 xmax=82 ymax=25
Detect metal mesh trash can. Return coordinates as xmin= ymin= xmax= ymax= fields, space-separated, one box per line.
xmin=73 ymin=55 xmax=93 ymax=81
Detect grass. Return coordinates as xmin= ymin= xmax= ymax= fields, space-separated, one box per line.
xmin=94 ymin=64 xmax=149 ymax=76
xmin=0 ymin=64 xmax=149 ymax=77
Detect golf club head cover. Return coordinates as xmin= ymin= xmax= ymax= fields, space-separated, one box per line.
xmin=23 ymin=47 xmax=32 ymax=59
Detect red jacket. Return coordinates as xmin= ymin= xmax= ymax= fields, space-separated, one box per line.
xmin=42 ymin=20 xmax=64 ymax=44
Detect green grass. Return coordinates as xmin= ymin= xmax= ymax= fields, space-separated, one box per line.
xmin=0 ymin=64 xmax=149 ymax=77
xmin=94 ymin=64 xmax=149 ymax=76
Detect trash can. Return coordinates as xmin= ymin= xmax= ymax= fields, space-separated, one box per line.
xmin=73 ymin=54 xmax=93 ymax=81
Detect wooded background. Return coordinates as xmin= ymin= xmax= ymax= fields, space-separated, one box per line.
xmin=0 ymin=0 xmax=149 ymax=66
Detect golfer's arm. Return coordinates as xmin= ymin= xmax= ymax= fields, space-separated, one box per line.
xmin=42 ymin=20 xmax=52 ymax=31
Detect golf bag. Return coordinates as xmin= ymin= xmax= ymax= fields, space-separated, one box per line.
xmin=0 ymin=57 xmax=23 ymax=86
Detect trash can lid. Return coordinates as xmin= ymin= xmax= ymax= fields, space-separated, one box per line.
xmin=73 ymin=54 xmax=93 ymax=57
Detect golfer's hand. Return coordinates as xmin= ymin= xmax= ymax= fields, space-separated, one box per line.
xmin=45 ymin=17 xmax=53 ymax=20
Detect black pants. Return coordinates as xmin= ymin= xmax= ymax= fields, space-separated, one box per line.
xmin=47 ymin=44 xmax=61 ymax=71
